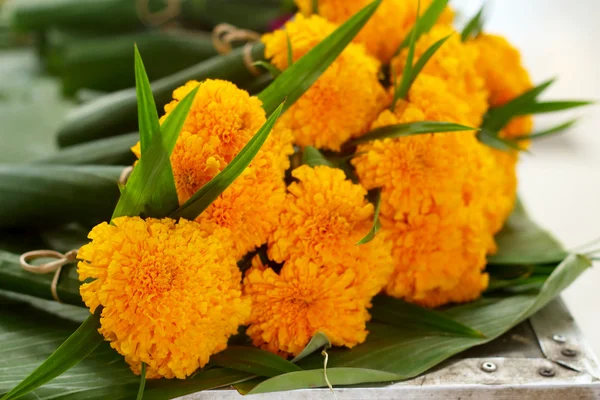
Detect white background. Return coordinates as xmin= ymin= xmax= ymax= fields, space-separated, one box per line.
xmin=455 ymin=0 xmax=600 ymax=356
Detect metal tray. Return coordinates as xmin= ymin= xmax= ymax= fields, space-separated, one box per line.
xmin=183 ymin=298 xmax=600 ymax=399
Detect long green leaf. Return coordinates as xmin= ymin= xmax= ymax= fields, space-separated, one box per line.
xmin=370 ymin=296 xmax=485 ymax=338
xmin=393 ymin=33 xmax=451 ymax=107
xmin=353 ymin=121 xmax=476 ymax=144
xmin=516 ymin=100 xmax=594 ymax=116
xmin=252 ymin=61 xmax=282 ymax=78
xmin=395 ymin=0 xmax=449 ymax=55
xmin=461 ymin=6 xmax=485 ymax=42
xmin=0 ymin=165 xmax=122 ymax=229
xmin=391 ymin=5 xmax=418 ymax=110
xmin=258 ymin=0 xmax=382 ymax=115
xmin=1 ymin=311 xmax=103 ymax=400
xmin=302 ymin=146 xmax=333 ymax=168
xmin=488 ymin=199 xmax=567 ymax=265
xmin=476 ymin=128 xmax=524 ymax=152
xmin=356 ymin=189 xmax=382 ymax=245
xmin=514 ymin=119 xmax=578 ymax=141
xmin=134 ymin=46 xmax=160 ymax=154
xmin=171 ymin=102 xmax=284 ymax=220
xmin=112 ymin=85 xmax=199 ymax=219
xmin=210 ymin=346 xmax=303 ymax=377
xmin=248 ymin=368 xmax=399 ymax=394
xmin=483 ymin=79 xmax=555 ymax=132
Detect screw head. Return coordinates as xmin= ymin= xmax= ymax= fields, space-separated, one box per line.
xmin=562 ymin=348 xmax=578 ymax=357
xmin=539 ymin=367 xmax=555 ymax=377
xmin=481 ymin=362 xmax=497 ymax=373
xmin=553 ymin=334 xmax=567 ymax=343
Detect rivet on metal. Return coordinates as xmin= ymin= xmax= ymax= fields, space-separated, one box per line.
xmin=562 ymin=348 xmax=578 ymax=357
xmin=539 ymin=367 xmax=555 ymax=377
xmin=481 ymin=362 xmax=497 ymax=373
xmin=552 ymin=334 xmax=567 ymax=343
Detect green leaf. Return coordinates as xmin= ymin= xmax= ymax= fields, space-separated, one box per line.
xmin=32 ymin=133 xmax=139 ymax=166
xmin=514 ymin=119 xmax=578 ymax=141
xmin=0 ymin=165 xmax=122 ymax=229
xmin=112 ymin=85 xmax=199 ymax=219
xmin=0 ymin=295 xmax=252 ymax=399
xmin=210 ymin=346 xmax=303 ymax=377
xmin=516 ymin=100 xmax=594 ymax=115
xmin=356 ymin=189 xmax=382 ymax=245
xmin=171 ymin=102 xmax=284 ymax=220
xmin=391 ymin=5 xmax=417 ymax=110
xmin=370 ymin=296 xmax=485 ymax=338
xmin=312 ymin=0 xmax=319 ymax=14
xmin=483 ymin=79 xmax=555 ymax=132
xmin=248 ymin=368 xmax=399 ymax=394
xmin=134 ymin=46 xmax=160 ymax=154
xmin=477 ymin=128 xmax=524 ymax=152
xmin=395 ymin=0 xmax=449 ymax=55
xmin=252 ymin=61 xmax=282 ymax=78
xmin=258 ymin=0 xmax=382 ymax=115
xmin=285 ymin=32 xmax=294 ymax=67
xmin=136 ymin=364 xmax=146 ymax=400
xmin=353 ymin=121 xmax=476 ymax=144
xmin=302 ymin=146 xmax=334 ymax=168
xmin=291 ymin=332 xmax=332 ymax=363
xmin=488 ymin=199 xmax=567 ymax=265
xmin=1 ymin=310 xmax=103 ymax=400
xmin=461 ymin=6 xmax=485 ymax=42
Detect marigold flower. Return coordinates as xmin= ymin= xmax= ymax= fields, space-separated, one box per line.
xmin=77 ymin=216 xmax=250 ymax=379
xmin=133 ymin=79 xmax=294 ymax=258
xmin=262 ymin=14 xmax=388 ymax=151
xmin=391 ymin=25 xmax=489 ymax=127
xmin=244 ymin=256 xmax=368 ymax=356
xmin=352 ymin=76 xmax=493 ymax=307
xmin=295 ymin=0 xmax=454 ymax=63
xmin=268 ymin=165 xmax=394 ymax=303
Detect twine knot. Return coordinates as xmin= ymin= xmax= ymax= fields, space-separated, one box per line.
xmin=136 ymin=0 xmax=181 ymax=27
xmin=20 ymin=249 xmax=79 ymax=303
xmin=211 ymin=24 xmax=262 ymax=76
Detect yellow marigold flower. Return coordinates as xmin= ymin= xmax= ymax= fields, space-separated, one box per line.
xmin=133 ymin=79 xmax=294 ymax=258
xmin=268 ymin=165 xmax=394 ymax=303
xmin=262 ymin=14 xmax=388 ymax=151
xmin=391 ymin=25 xmax=489 ymax=127
xmin=352 ymin=76 xmax=493 ymax=307
xmin=77 ymin=216 xmax=250 ymax=379
xmin=244 ymin=256 xmax=368 ymax=356
xmin=295 ymin=0 xmax=454 ymax=63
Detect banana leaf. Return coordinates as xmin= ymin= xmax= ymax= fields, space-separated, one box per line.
xmin=56 ymin=44 xmax=266 ymax=147
xmin=0 ymin=165 xmax=122 ymax=228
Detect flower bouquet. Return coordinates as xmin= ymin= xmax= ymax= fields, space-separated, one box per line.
xmin=0 ymin=0 xmax=596 ymax=399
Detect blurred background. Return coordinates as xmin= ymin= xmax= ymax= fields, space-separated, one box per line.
xmin=0 ymin=0 xmax=598 ymax=354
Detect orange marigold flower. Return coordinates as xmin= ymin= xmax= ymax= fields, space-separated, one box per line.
xmin=268 ymin=165 xmax=394 ymax=303
xmin=352 ymin=76 xmax=493 ymax=307
xmin=391 ymin=25 xmax=489 ymax=127
xmin=243 ymin=256 xmax=368 ymax=356
xmin=262 ymin=14 xmax=388 ymax=151
xmin=77 ymin=216 xmax=250 ymax=379
xmin=295 ymin=0 xmax=454 ymax=63
xmin=133 ymin=79 xmax=294 ymax=258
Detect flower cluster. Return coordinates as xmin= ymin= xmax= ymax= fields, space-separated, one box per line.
xmin=244 ymin=165 xmax=394 ymax=356
xmin=78 ymin=217 xmax=250 ymax=379
xmin=262 ymin=14 xmax=388 ymax=151
xmin=133 ymin=79 xmax=294 ymax=258
xmin=294 ymin=0 xmax=454 ymax=63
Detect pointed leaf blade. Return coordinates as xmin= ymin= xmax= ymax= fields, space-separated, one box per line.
xmin=210 ymin=346 xmax=302 ymax=378
xmin=516 ymin=100 xmax=594 ymax=116
xmin=461 ymin=6 xmax=485 ymax=42
xmin=353 ymin=121 xmax=476 ymax=144
xmin=302 ymin=146 xmax=334 ymax=168
xmin=134 ymin=46 xmax=160 ymax=154
xmin=514 ymin=119 xmax=579 ymax=141
xmin=291 ymin=332 xmax=332 ymax=363
xmin=395 ymin=0 xmax=449 ymax=54
xmin=112 ymin=85 xmax=199 ymax=219
xmin=171 ymin=102 xmax=284 ymax=220
xmin=356 ymin=189 xmax=382 ymax=245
